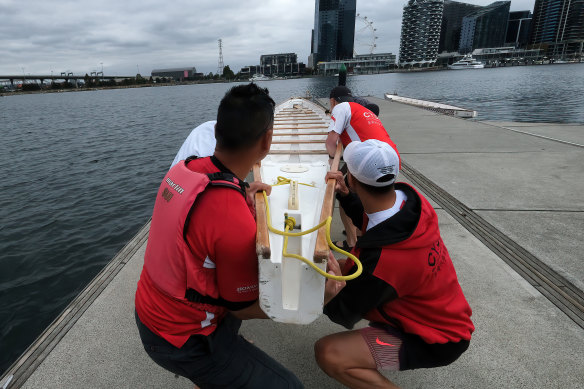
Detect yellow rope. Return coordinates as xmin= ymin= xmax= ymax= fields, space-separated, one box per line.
xmin=272 ymin=176 xmax=316 ymax=188
xmin=261 ymin=184 xmax=363 ymax=281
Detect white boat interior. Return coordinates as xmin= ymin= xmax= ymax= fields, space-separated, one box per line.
xmin=254 ymin=97 xmax=340 ymax=324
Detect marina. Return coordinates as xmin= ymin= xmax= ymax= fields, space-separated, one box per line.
xmin=2 ymin=95 xmax=583 ymax=388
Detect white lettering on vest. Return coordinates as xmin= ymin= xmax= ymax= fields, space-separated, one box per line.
xmin=165 ymin=177 xmax=185 ymax=195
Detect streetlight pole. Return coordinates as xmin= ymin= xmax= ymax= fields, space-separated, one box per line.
xmin=100 ymin=62 xmax=103 ymax=82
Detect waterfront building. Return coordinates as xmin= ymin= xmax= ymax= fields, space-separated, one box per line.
xmin=151 ymin=67 xmax=202 ymax=81
xmin=531 ymin=0 xmax=584 ymax=59
xmin=506 ymin=11 xmax=533 ymax=48
xmin=459 ymin=1 xmax=511 ymax=53
xmin=151 ymin=67 xmax=199 ymax=80
xmin=317 ymin=53 xmax=397 ymax=75
xmin=261 ymin=53 xmax=298 ymax=68
xmin=471 ymin=46 xmax=544 ymax=65
xmin=240 ymin=54 xmax=306 ymax=78
xmin=310 ymin=0 xmax=357 ymax=65
xmin=439 ymin=0 xmax=482 ymax=53
xmin=399 ymin=0 xmax=444 ymax=67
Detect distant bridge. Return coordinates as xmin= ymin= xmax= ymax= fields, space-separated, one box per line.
xmin=0 ymin=73 xmax=138 ymax=86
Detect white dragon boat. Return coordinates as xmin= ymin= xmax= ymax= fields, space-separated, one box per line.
xmin=253 ymin=97 xmax=344 ymax=325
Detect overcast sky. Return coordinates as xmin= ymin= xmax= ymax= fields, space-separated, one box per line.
xmin=1 ymin=0 xmax=536 ymax=76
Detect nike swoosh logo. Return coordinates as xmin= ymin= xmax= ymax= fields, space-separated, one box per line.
xmin=375 ymin=337 xmax=395 ymax=347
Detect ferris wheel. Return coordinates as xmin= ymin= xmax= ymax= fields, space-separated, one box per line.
xmin=354 ymin=13 xmax=378 ymax=55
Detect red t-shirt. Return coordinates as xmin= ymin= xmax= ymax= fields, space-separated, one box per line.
xmin=135 ymin=157 xmax=259 ymax=347
xmin=330 ymin=102 xmax=400 ymax=163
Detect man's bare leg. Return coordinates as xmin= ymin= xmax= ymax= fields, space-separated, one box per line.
xmin=315 ymin=331 xmax=400 ymax=389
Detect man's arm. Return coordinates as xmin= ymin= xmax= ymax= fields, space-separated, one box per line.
xmin=337 ymin=192 xmax=364 ymax=229
xmin=324 ymin=249 xmax=398 ymax=329
xmin=325 ymin=171 xmax=364 ymax=228
xmin=326 ymin=131 xmax=340 ymax=158
xmin=326 ymin=103 xmax=351 ymax=158
xmin=324 ymin=252 xmax=346 ymax=305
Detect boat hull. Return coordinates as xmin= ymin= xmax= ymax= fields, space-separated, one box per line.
xmin=447 ymin=64 xmax=485 ymax=69
xmin=255 ymin=98 xmax=335 ymax=324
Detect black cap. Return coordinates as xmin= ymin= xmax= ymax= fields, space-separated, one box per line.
xmin=329 ymin=86 xmax=353 ymax=101
xmin=364 ymin=103 xmax=380 ymax=116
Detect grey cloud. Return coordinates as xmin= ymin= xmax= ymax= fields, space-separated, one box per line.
xmin=1 ymin=0 xmax=537 ymax=76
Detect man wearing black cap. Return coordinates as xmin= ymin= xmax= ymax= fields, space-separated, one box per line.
xmin=317 ymin=139 xmax=474 ymax=389
xmin=326 ymin=86 xmax=398 ymax=251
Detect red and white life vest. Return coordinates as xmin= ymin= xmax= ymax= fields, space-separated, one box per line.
xmin=143 ymin=159 xmax=245 ymax=305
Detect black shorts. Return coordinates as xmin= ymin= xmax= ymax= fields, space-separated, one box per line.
xmin=135 ymin=312 xmax=303 ymax=388
xmin=361 ymin=322 xmax=470 ymax=371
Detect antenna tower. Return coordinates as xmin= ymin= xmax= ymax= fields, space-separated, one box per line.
xmin=217 ymin=39 xmax=224 ymax=75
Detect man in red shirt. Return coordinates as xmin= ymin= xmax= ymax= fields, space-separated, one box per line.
xmin=135 ymin=84 xmax=302 ymax=388
xmin=317 ymin=140 xmax=474 ymax=389
xmin=325 ymin=86 xmax=400 ymax=252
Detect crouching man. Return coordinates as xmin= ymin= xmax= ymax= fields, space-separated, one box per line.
xmin=317 ymin=139 xmax=474 ymax=389
xmin=135 ymin=84 xmax=302 ymax=388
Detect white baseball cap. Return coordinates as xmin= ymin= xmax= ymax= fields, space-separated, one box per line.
xmin=343 ymin=139 xmax=399 ymax=187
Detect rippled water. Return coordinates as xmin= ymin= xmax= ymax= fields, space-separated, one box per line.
xmin=1 ymin=64 xmax=583 ymax=375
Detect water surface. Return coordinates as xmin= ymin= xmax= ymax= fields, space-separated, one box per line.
xmin=1 ymin=64 xmax=583 ymax=374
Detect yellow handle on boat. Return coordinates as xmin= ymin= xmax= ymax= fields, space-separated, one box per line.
xmin=261 ymin=190 xmax=363 ymax=281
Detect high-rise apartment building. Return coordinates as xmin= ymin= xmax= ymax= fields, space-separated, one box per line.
xmin=399 ymin=0 xmax=444 ymax=66
xmin=310 ymin=0 xmax=356 ymax=66
xmin=506 ymin=11 xmax=532 ymax=48
xmin=531 ymin=0 xmax=584 ymax=58
xmin=459 ymin=1 xmax=511 ymax=53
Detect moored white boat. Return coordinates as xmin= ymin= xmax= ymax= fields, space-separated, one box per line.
xmin=249 ymin=73 xmax=271 ymax=81
xmin=254 ymin=97 xmax=342 ymax=324
xmin=448 ymin=55 xmax=485 ymax=69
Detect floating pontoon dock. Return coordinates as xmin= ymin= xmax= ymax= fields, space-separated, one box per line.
xmin=385 ymin=93 xmax=477 ymax=118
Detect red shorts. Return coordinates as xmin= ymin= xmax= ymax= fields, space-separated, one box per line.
xmin=359 ymin=323 xmax=470 ymax=371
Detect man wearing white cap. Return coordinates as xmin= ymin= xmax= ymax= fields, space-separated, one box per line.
xmin=326 ymin=86 xmax=401 ymax=252
xmin=317 ymin=139 xmax=474 ymax=388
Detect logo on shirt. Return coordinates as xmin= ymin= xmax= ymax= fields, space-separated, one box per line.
xmin=236 ymin=284 xmax=258 ymax=294
xmin=428 ymin=239 xmax=446 ymax=276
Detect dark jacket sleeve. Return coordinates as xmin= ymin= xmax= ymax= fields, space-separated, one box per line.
xmin=337 ymin=192 xmax=364 ymax=229
xmin=323 ymin=248 xmax=398 ymax=329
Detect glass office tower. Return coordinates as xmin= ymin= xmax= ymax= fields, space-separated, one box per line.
xmin=459 ymin=1 xmax=511 ymax=53
xmin=439 ymin=0 xmax=482 ymax=53
xmin=311 ymin=0 xmax=356 ymax=64
xmin=506 ymin=11 xmax=532 ymax=48
xmin=531 ymin=0 xmax=584 ymax=58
